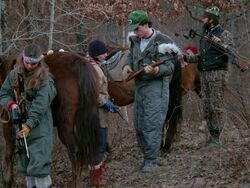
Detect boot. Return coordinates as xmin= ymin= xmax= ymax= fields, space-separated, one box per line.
xmin=89 ymin=164 xmax=108 ymax=186
xmin=141 ymin=160 xmax=160 ymax=173
xmin=205 ymin=130 xmax=222 ymax=148
xmin=100 ymin=162 xmax=108 ymax=171
xmin=205 ymin=136 xmax=222 ymax=148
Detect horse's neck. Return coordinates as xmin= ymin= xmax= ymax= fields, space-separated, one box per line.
xmin=103 ymin=50 xmax=129 ymax=81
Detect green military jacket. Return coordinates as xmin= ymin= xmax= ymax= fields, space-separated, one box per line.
xmin=0 ymin=68 xmax=57 ymax=176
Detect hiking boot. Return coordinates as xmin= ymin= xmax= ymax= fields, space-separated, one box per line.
xmin=205 ymin=137 xmax=223 ymax=148
xmin=140 ymin=162 xmax=160 ymax=173
xmin=132 ymin=161 xmax=145 ymax=173
xmin=89 ymin=163 xmax=109 ymax=186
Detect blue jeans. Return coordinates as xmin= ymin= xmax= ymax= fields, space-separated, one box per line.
xmin=94 ymin=128 xmax=107 ymax=165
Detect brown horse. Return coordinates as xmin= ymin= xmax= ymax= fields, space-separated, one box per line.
xmin=0 ymin=52 xmax=100 ymax=188
xmin=181 ymin=62 xmax=201 ymax=98
xmin=107 ymin=60 xmax=201 ymax=105
xmin=103 ymin=47 xmax=201 ymax=151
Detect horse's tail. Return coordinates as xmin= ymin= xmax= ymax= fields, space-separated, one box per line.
xmin=75 ymin=57 xmax=100 ymax=164
xmin=164 ymin=58 xmax=182 ymax=151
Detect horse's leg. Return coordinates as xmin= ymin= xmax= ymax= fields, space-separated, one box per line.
xmin=72 ymin=159 xmax=83 ymax=188
xmin=194 ymin=73 xmax=202 ymax=98
xmin=181 ymin=65 xmax=195 ymax=96
xmin=2 ymin=123 xmax=15 ymax=188
xmin=56 ymin=125 xmax=83 ymax=188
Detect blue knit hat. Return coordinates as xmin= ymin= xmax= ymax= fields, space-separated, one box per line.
xmin=88 ymin=40 xmax=108 ymax=57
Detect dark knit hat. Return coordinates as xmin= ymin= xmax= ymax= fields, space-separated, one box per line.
xmin=88 ymin=40 xmax=108 ymax=57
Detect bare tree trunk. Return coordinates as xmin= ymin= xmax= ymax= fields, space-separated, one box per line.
xmin=0 ymin=0 xmax=5 ymax=55
xmin=48 ymin=0 xmax=55 ymax=50
xmin=76 ymin=21 xmax=85 ymax=53
xmin=22 ymin=0 xmax=32 ymax=43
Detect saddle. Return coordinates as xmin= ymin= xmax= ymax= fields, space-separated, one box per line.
xmin=102 ymin=50 xmax=122 ymax=70
xmin=101 ymin=49 xmax=129 ymax=81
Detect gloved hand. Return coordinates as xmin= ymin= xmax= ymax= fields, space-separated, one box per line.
xmin=211 ymin=36 xmax=221 ymax=43
xmin=17 ymin=124 xmax=31 ymax=138
xmin=6 ymin=101 xmax=18 ymax=112
xmin=102 ymin=102 xmax=120 ymax=113
xmin=144 ymin=64 xmax=159 ymax=75
xmin=122 ymin=65 xmax=133 ymax=79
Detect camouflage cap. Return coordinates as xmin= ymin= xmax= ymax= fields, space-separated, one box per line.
xmin=205 ymin=6 xmax=220 ymax=16
xmin=127 ymin=10 xmax=148 ymax=31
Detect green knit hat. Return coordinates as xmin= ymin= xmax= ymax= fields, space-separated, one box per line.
xmin=127 ymin=10 xmax=148 ymax=31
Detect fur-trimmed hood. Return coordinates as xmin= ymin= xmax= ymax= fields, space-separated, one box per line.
xmin=158 ymin=43 xmax=183 ymax=58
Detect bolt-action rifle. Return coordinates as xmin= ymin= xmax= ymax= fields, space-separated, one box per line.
xmin=126 ymin=55 xmax=179 ymax=82
xmin=189 ymin=29 xmax=248 ymax=72
xmin=11 ymin=73 xmax=29 ymax=158
xmin=125 ymin=61 xmax=164 ymax=81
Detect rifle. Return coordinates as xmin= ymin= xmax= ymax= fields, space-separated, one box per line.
xmin=125 ymin=61 xmax=164 ymax=81
xmin=11 ymin=73 xmax=29 ymax=158
xmin=125 ymin=55 xmax=178 ymax=82
xmin=189 ymin=29 xmax=248 ymax=72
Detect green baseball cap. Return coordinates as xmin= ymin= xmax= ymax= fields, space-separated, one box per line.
xmin=127 ymin=10 xmax=148 ymax=31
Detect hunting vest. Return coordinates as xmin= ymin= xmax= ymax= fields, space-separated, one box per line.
xmin=199 ymin=25 xmax=228 ymax=71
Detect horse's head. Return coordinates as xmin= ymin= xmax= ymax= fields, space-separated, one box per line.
xmin=0 ymin=56 xmax=17 ymax=86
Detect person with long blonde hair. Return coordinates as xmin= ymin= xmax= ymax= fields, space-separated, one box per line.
xmin=0 ymin=44 xmax=57 ymax=187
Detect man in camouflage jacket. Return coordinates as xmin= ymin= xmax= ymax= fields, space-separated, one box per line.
xmin=198 ymin=6 xmax=236 ymax=147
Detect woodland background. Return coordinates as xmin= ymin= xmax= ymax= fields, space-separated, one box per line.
xmin=0 ymin=0 xmax=249 ymax=187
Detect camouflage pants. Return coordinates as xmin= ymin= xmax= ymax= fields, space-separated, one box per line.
xmin=200 ymin=70 xmax=228 ymax=137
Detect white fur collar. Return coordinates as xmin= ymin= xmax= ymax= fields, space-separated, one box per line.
xmin=158 ymin=43 xmax=183 ymax=57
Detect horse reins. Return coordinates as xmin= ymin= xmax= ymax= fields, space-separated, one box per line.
xmin=0 ymin=108 xmax=10 ymax=124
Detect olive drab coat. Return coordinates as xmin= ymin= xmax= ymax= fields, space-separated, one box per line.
xmin=90 ymin=58 xmax=111 ymax=128
xmin=0 ymin=68 xmax=57 ymax=177
xmin=125 ymin=30 xmax=175 ymax=162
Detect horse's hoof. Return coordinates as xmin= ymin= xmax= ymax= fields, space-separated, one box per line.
xmin=3 ymin=181 xmax=13 ymax=188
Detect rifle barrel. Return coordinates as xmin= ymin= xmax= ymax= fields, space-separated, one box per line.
xmin=23 ymin=133 xmax=30 ymax=158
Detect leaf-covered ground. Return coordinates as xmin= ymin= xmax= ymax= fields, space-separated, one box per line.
xmin=1 ymin=92 xmax=250 ymax=187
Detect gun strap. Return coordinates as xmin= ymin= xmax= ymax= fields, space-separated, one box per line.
xmin=18 ymin=73 xmax=25 ymax=94
xmin=12 ymin=73 xmax=28 ymax=122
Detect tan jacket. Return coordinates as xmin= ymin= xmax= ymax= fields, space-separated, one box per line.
xmin=90 ymin=58 xmax=111 ymax=128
